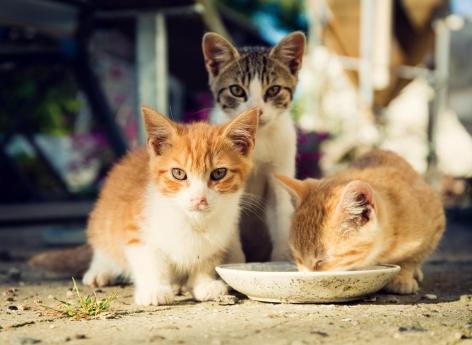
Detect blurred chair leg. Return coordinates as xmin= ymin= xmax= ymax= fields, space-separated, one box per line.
xmin=427 ymin=18 xmax=450 ymax=180
xmin=136 ymin=12 xmax=168 ymax=145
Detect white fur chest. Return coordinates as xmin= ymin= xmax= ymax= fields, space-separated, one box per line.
xmin=253 ymin=112 xmax=296 ymax=169
xmin=140 ymin=186 xmax=240 ymax=271
xmin=211 ymin=109 xmax=296 ymax=172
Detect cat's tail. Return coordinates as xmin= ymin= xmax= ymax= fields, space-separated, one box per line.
xmin=29 ymin=244 xmax=92 ymax=276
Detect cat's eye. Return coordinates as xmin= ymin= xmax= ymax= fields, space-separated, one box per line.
xmin=171 ymin=168 xmax=187 ymax=180
xmin=210 ymin=168 xmax=227 ymax=181
xmin=265 ymin=85 xmax=281 ymax=97
xmin=229 ymin=85 xmax=246 ymax=98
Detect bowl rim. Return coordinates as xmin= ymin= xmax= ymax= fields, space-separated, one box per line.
xmin=216 ymin=262 xmax=401 ymax=277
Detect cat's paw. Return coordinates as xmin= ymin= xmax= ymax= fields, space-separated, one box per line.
xmin=171 ymin=283 xmax=189 ymax=296
xmin=385 ymin=275 xmax=419 ymax=294
xmin=82 ymin=269 xmax=113 ymax=288
xmin=171 ymin=284 xmax=181 ymax=295
xmin=134 ymin=285 xmax=175 ymax=306
xmin=192 ymin=280 xmax=227 ymax=302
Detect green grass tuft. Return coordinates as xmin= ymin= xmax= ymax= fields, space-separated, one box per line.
xmin=42 ymin=277 xmax=115 ymax=320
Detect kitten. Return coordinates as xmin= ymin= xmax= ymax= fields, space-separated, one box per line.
xmin=202 ymin=32 xmax=306 ymax=261
xmin=276 ymin=149 xmax=445 ymax=294
xmin=82 ymin=107 xmax=258 ymax=305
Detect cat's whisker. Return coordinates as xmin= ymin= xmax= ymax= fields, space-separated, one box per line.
xmin=239 ymin=205 xmax=264 ymax=221
xmin=239 ymin=201 xmax=265 ymax=220
xmin=241 ymin=192 xmax=263 ymax=203
xmin=239 ymin=200 xmax=264 ymax=214
xmin=239 ymin=195 xmax=263 ymax=207
xmin=191 ymin=107 xmax=213 ymax=115
xmin=240 ymin=194 xmax=265 ymax=213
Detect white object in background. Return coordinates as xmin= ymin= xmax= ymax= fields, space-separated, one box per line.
xmin=296 ymin=46 xmax=379 ymax=175
xmin=136 ymin=13 xmax=168 ymax=145
xmin=35 ymin=134 xmax=100 ymax=191
xmin=360 ymin=0 xmax=392 ymax=105
xmin=360 ymin=0 xmax=375 ymax=107
xmin=381 ymin=78 xmax=432 ymax=174
xmin=380 ymin=77 xmax=472 ymax=177
xmin=436 ymin=109 xmax=472 ymax=177
xmin=372 ymin=0 xmax=392 ymax=90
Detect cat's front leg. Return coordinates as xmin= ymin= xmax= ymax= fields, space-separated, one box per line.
xmin=83 ymin=250 xmax=124 ymax=288
xmin=385 ymin=261 xmax=421 ymax=294
xmin=224 ymin=232 xmax=246 ymax=264
xmin=266 ymin=176 xmax=294 ymax=261
xmin=125 ymin=245 xmax=175 ymax=305
xmin=189 ymin=257 xmax=227 ymax=302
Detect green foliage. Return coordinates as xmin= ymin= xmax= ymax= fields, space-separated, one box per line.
xmin=43 ymin=278 xmax=115 ymax=320
xmin=290 ymin=97 xmax=303 ymax=121
xmin=0 ymin=66 xmax=80 ymax=135
xmin=219 ymin=0 xmax=306 ymax=32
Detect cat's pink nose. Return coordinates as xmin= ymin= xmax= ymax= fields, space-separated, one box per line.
xmin=191 ymin=196 xmax=208 ymax=210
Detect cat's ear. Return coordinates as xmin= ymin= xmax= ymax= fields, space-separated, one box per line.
xmin=223 ymin=108 xmax=259 ymax=156
xmin=336 ymin=180 xmax=376 ymax=228
xmin=275 ymin=175 xmax=311 ymax=208
xmin=142 ymin=106 xmax=176 ymax=156
xmin=270 ymin=31 xmax=306 ymax=75
xmin=202 ymin=32 xmax=240 ymax=77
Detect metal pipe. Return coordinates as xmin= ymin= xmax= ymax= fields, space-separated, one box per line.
xmin=360 ymin=0 xmax=375 ymax=108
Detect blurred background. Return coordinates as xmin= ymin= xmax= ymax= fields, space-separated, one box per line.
xmin=0 ymin=0 xmax=471 ymax=260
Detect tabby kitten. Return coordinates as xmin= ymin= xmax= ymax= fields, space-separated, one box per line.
xmin=277 ymin=150 xmax=445 ymax=294
xmin=83 ymin=107 xmax=258 ymax=305
xmin=202 ymin=32 xmax=306 ymax=261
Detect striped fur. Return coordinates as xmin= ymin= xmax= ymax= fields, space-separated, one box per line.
xmin=203 ymin=32 xmax=306 ymax=261
xmin=203 ymin=33 xmax=304 ymax=122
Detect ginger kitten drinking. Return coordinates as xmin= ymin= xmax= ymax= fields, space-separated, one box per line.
xmin=276 ymin=150 xmax=445 ymax=294
xmin=202 ymin=31 xmax=306 ymax=261
xmin=83 ymin=107 xmax=258 ymax=305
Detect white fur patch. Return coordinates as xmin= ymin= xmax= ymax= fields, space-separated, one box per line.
xmin=83 ymin=250 xmax=126 ymax=287
xmin=142 ymin=183 xmax=241 ymax=270
xmin=125 ymin=245 xmax=175 ymax=305
xmin=248 ymin=79 xmax=264 ymax=108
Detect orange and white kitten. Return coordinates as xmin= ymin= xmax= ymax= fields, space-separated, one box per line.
xmin=82 ymin=107 xmax=258 ymax=305
xmin=276 ymin=150 xmax=445 ymax=294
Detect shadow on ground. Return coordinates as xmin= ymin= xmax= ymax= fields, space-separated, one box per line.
xmin=0 ymin=222 xmax=471 ymax=345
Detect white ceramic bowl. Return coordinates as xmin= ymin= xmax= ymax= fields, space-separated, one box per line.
xmin=216 ymin=262 xmax=400 ymax=303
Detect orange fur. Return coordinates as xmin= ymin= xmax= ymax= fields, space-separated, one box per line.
xmin=29 ymin=108 xmax=259 ymax=283
xmin=277 ymin=149 xmax=446 ymax=294
xmin=29 ymin=244 xmax=92 ymax=276
xmin=87 ymin=107 xmax=257 ymax=274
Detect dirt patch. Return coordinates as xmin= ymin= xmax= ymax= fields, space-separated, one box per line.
xmin=0 ymin=223 xmax=471 ymax=344
xmin=0 ymin=262 xmax=470 ymax=345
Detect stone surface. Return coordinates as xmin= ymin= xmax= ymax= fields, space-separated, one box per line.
xmin=0 ymin=223 xmax=471 ymax=345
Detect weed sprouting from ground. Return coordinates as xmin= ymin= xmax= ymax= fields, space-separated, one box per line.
xmin=39 ymin=277 xmax=115 ymax=320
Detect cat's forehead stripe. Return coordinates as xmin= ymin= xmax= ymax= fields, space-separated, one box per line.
xmin=183 ymin=129 xmax=217 ymax=173
xmin=234 ymin=51 xmax=276 ymax=86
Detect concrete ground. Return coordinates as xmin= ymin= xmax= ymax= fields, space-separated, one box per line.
xmin=0 ymin=222 xmax=471 ymax=345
